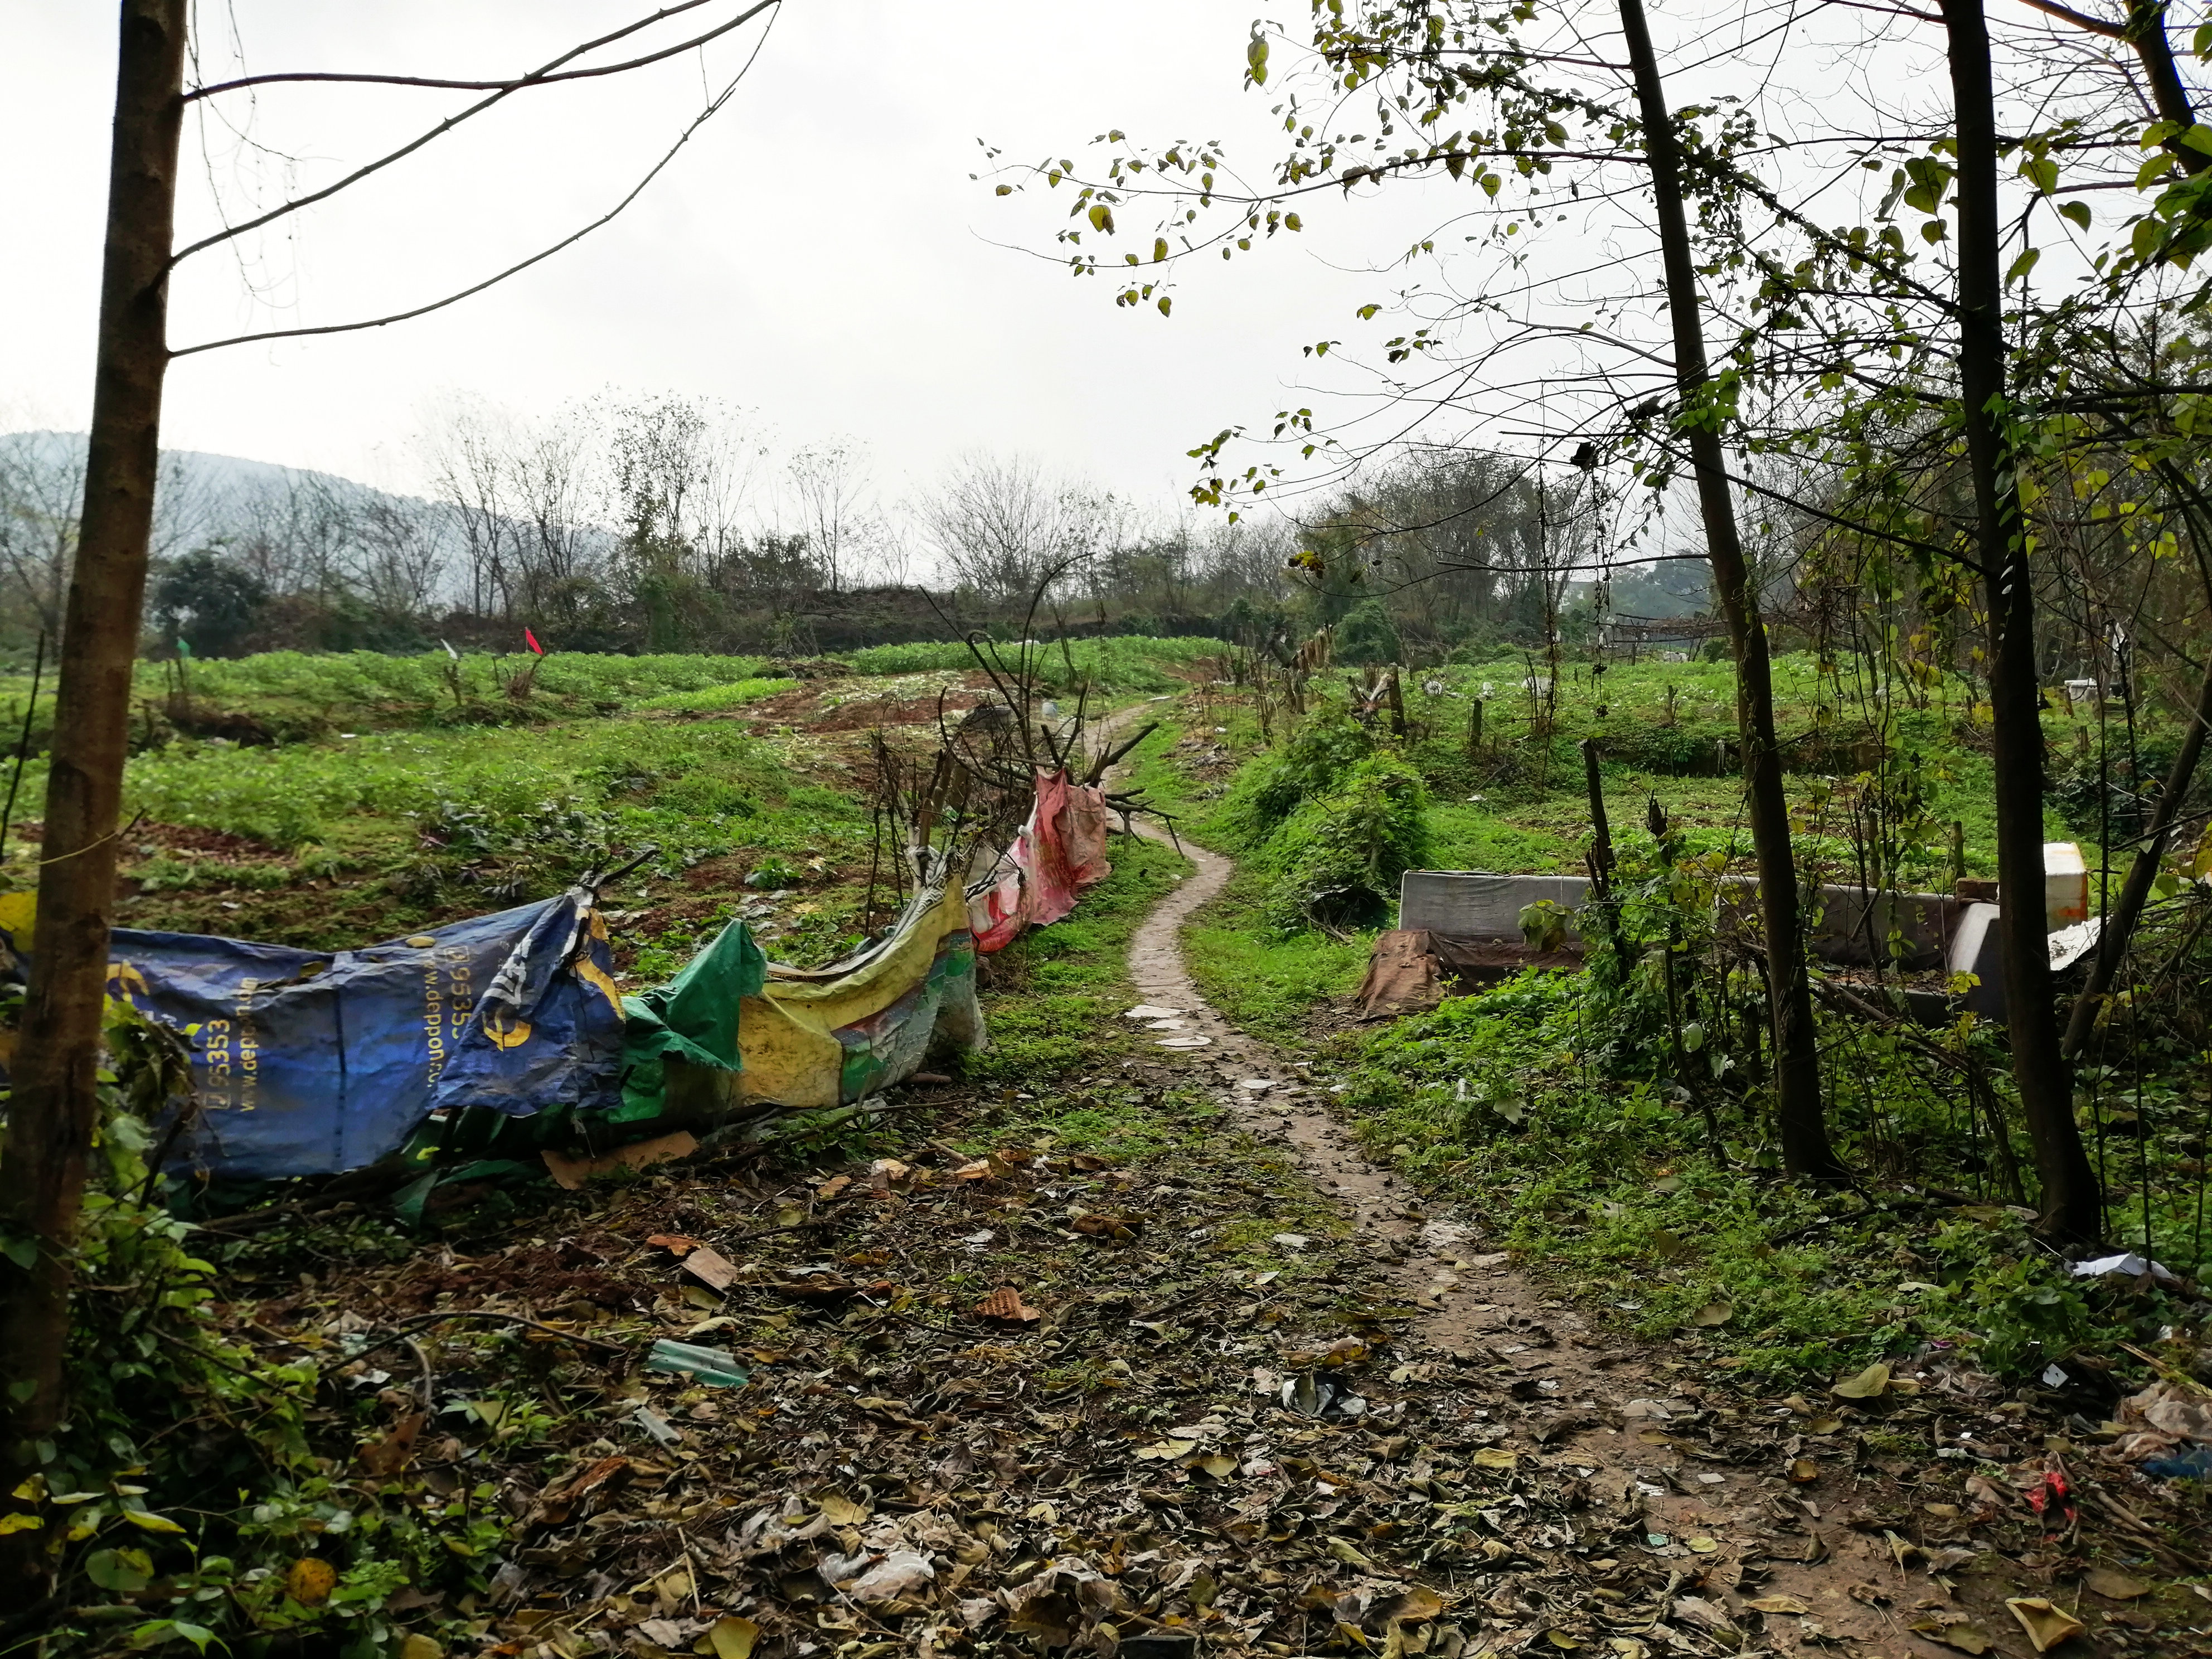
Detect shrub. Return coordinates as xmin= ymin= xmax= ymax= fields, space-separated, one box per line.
xmin=1264 ymin=752 xmax=1431 ymax=930
xmin=1214 ymin=706 xmax=1375 ymax=847
xmin=1336 ymin=600 xmax=1404 ymax=666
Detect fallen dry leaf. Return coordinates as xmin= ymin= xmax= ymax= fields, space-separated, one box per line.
xmin=531 ymin=1455 xmax=632 ymax=1526
xmin=1909 ymin=1617 xmax=1993 ymax=1655
xmin=1691 ymin=1301 xmax=1733 ymax=1327
xmin=646 ymin=1233 xmax=702 ymax=1255
xmin=357 ymin=1412 xmax=423 ymax=1478
xmin=2006 ymin=1598 xmax=2087 ymax=1653
xmin=709 ymin=1617 xmax=760 ymax=1659
xmin=1832 ymin=1361 xmax=1891 ymax=1399
xmin=1746 ymin=1595 xmax=1810 ymax=1616
xmin=2083 ymin=1567 xmax=2151 ymax=1600
xmin=976 ymin=1286 xmax=1040 ymax=1324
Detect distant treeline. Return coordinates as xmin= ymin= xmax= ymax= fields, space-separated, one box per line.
xmin=1 ymin=411 xmax=1716 ymax=666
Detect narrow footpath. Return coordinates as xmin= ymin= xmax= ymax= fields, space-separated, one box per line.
xmin=1114 ymin=787 xmax=2033 ymax=1658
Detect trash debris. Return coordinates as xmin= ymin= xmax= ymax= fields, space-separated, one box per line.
xmin=2071 ymin=1250 xmax=2180 ymax=1284
xmin=642 ymin=1339 xmax=749 ymax=1388
xmin=1156 ymin=1035 xmax=1212 ymax=1049
xmin=680 ymin=1245 xmax=739 ymax=1293
xmin=2141 ymin=1446 xmax=2212 ymax=1479
xmin=543 ymin=1131 xmax=699 ymax=1192
xmin=2040 ymin=1362 xmax=2068 ymax=1388
xmin=1236 ymin=1078 xmax=1277 ymax=1093
xmin=630 ymin=1406 xmax=683 ymax=1446
xmin=1270 ymin=1233 xmax=1311 ymax=1250
xmin=1280 ymin=1373 xmax=1366 ymax=1419
xmin=1123 ymin=1004 xmax=1183 ymax=1020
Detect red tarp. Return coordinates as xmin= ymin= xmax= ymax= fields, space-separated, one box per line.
xmin=968 ymin=770 xmax=1114 ymax=954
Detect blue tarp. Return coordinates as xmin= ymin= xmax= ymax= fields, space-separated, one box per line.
xmin=90 ymin=890 xmax=626 ymax=1181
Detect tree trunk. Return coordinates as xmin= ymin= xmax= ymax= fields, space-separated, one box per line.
xmin=2061 ymin=646 xmax=2212 ymax=1058
xmin=1941 ymin=0 xmax=2102 ymax=1243
xmin=2120 ymin=0 xmax=2209 ymax=170
xmin=1617 ymin=0 xmax=1841 ymax=1178
xmin=0 ymin=0 xmax=187 ymax=1588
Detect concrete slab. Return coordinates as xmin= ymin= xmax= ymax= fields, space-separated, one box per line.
xmin=1398 ymin=870 xmax=1589 ymax=937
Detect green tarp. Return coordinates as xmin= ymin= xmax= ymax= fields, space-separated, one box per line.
xmin=617 ymin=918 xmax=767 ymax=1119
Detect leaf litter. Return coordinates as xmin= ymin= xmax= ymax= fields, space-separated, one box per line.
xmin=210 ymin=806 xmax=2212 ymax=1659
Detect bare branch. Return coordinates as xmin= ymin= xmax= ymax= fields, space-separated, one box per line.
xmin=182 ymin=0 xmax=768 ymax=101
xmin=171 ymin=16 xmax=775 ymax=358
xmin=171 ymin=0 xmax=778 ymax=266
xmin=2013 ymin=0 xmax=2128 ymax=38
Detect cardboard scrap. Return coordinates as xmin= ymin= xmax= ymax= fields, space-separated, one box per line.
xmin=541 ymin=1131 xmax=698 ymax=1191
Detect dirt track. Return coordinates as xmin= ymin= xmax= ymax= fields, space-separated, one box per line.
xmin=1105 ymin=714 xmax=2034 ymax=1659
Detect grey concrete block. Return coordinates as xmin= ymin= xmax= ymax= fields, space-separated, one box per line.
xmin=1398 ymin=870 xmax=1589 ymax=938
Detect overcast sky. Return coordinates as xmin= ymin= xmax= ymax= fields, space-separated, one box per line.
xmin=2 ymin=1 xmax=1451 ymax=522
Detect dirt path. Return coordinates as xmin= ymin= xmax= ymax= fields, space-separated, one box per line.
xmin=1107 ymin=738 xmax=1993 ymax=1658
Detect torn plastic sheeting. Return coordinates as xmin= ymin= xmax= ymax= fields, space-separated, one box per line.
xmin=967 ymin=769 xmax=1113 ymax=954
xmin=717 ymin=883 xmax=986 ymax=1112
xmin=2072 ymin=1250 xmax=2180 ymax=1284
xmin=644 ymin=1339 xmax=749 ymax=1388
xmin=617 ymin=916 xmax=766 ymax=1118
xmin=1 ymin=887 xmax=627 ymax=1182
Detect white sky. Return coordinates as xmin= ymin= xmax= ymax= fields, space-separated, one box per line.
xmin=2 ymin=1 xmax=1444 ymax=521
xmin=2 ymin=0 xmax=2165 ymax=557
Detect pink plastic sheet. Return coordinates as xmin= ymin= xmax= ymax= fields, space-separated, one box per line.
xmin=968 ymin=770 xmax=1114 ymax=954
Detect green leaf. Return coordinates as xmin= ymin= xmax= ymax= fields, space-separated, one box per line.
xmin=2059 ymin=200 xmax=2093 ymax=231
xmin=1247 ymin=36 xmax=1270 ymax=85
xmin=122 ymin=1508 xmax=185 ymax=1535
xmin=993 ymin=183 xmax=1013 ymax=197
xmin=2006 ymin=246 xmax=2040 ymax=284
xmin=88 ymin=1547 xmax=155 ymax=1594
xmin=1152 ymin=237 xmax=1168 ymax=263
xmin=1087 ymin=204 xmax=1115 ymax=235
xmin=1157 ymin=295 xmax=1172 ymax=317
xmin=2 ymin=1238 xmax=35 ymax=1272
xmin=129 ymin=1622 xmax=213 ymax=1653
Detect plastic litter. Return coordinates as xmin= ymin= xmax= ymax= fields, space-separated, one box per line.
xmin=644 ymin=1339 xmax=749 ymax=1388
xmin=2142 ymin=1447 xmax=2212 ymax=1480
xmin=632 ymin=1406 xmax=684 ymax=1446
xmin=2071 ymin=1251 xmax=2180 ymax=1284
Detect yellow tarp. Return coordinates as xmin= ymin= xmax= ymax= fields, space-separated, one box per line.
xmin=736 ymin=884 xmax=973 ymax=1109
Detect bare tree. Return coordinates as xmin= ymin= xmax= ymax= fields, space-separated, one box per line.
xmin=787 ymin=439 xmax=879 ymax=592
xmin=916 ymin=453 xmax=1117 ymax=604
xmin=0 ymin=433 xmax=87 ymax=641
xmin=0 ymin=434 xmax=216 ymax=644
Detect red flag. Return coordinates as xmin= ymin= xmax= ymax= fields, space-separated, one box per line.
xmin=524 ymin=628 xmax=545 ymax=657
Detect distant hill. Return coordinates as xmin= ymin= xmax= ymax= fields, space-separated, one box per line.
xmin=0 ymin=429 xmax=426 ymax=520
